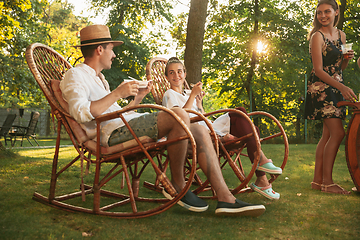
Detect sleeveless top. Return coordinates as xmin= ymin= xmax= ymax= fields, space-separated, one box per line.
xmin=304 ymin=30 xmax=346 ymax=120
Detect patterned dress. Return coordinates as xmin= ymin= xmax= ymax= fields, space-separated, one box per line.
xmin=304 ymin=31 xmax=346 ymax=120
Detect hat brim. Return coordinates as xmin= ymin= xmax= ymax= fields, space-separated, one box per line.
xmin=72 ymin=40 xmax=123 ymax=48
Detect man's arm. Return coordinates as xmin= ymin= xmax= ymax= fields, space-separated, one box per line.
xmin=125 ymin=81 xmax=153 ymax=108
xmin=90 ymin=81 xmax=141 ymax=117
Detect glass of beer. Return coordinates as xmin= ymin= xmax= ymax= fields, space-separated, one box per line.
xmin=341 ymin=43 xmax=353 ymax=59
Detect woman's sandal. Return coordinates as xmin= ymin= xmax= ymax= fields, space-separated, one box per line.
xmin=321 ymin=183 xmax=351 ymax=195
xmin=311 ymin=182 xmax=322 ymax=190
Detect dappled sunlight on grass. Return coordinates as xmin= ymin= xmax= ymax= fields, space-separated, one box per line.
xmin=0 ymin=143 xmax=359 ymax=239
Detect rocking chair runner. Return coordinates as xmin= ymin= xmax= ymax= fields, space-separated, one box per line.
xmin=26 ymin=43 xmax=198 ymax=218
xmin=146 ymin=57 xmax=289 ymax=196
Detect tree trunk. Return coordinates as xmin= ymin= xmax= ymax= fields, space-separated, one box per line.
xmin=245 ymin=0 xmax=259 ymax=116
xmin=337 ymin=0 xmax=346 ymax=30
xmin=184 ymin=0 xmax=209 ymax=85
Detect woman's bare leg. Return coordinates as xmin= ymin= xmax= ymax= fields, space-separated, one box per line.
xmin=320 ymin=118 xmax=349 ymax=194
xmin=312 ymin=122 xmax=330 ymax=190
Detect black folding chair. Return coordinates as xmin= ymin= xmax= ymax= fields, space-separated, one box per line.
xmin=0 ymin=114 xmax=17 ymax=146
xmin=10 ymin=111 xmax=40 ymax=147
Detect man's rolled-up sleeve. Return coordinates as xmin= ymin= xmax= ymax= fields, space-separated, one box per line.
xmin=61 ymin=69 xmax=94 ymax=123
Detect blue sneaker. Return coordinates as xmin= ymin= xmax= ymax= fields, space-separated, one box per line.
xmin=162 ymin=188 xmax=209 ymax=212
xmin=215 ymin=199 xmax=265 ymax=217
xmin=250 ymin=183 xmax=280 ymax=200
xmin=257 ymin=159 xmax=282 ymax=175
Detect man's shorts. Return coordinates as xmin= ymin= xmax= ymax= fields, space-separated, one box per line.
xmin=108 ymin=112 xmax=159 ymax=147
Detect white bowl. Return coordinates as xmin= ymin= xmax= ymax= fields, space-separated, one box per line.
xmin=124 ymin=79 xmax=149 ymax=88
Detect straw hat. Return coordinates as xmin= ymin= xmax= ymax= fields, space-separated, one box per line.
xmin=73 ymin=25 xmax=123 ymax=47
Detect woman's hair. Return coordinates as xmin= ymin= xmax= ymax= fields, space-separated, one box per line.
xmin=307 ymin=0 xmax=340 ymax=40
xmin=165 ymin=57 xmax=186 ymax=76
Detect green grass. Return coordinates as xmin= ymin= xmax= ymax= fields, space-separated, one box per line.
xmin=1 ymin=138 xmax=72 ymax=149
xmin=0 ymin=143 xmax=359 ymax=239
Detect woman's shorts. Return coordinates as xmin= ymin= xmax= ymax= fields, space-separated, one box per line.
xmin=108 ymin=112 xmax=159 ymax=147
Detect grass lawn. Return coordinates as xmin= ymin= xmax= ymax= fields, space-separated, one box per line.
xmin=0 ymin=141 xmax=359 ymax=239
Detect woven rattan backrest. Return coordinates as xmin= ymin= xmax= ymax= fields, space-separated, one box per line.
xmin=146 ymin=57 xmax=169 ymax=105
xmin=25 ymin=43 xmax=90 ymax=144
xmin=25 ymin=43 xmax=72 ymax=108
xmin=146 ymin=57 xmax=190 ymax=105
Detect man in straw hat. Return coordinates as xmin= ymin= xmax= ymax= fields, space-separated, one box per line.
xmin=60 ymin=24 xmax=266 ymax=216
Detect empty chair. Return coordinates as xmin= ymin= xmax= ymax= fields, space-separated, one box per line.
xmin=10 ymin=111 xmax=40 ymax=147
xmin=0 ymin=114 xmax=17 ymax=146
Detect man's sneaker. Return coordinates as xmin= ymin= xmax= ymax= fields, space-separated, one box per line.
xmin=257 ymin=159 xmax=282 ymax=175
xmin=215 ymin=199 xmax=265 ymax=217
xmin=162 ymin=188 xmax=209 ymax=212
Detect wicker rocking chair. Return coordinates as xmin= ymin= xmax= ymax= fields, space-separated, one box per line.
xmin=25 ymin=43 xmax=197 ymax=218
xmin=146 ymin=57 xmax=289 ymax=197
xmin=338 ymin=101 xmax=360 ymax=192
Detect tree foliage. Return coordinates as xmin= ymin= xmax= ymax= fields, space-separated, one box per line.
xmin=89 ymin=0 xmax=175 ymax=99
xmin=1 ymin=0 xmax=47 ymax=108
xmin=171 ymin=0 xmax=360 ymax=140
xmin=0 ymin=0 xmax=90 ymax=108
xmin=1 ymin=0 xmax=359 ymax=141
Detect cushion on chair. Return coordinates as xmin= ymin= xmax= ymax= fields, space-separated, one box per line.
xmin=84 ymin=136 xmax=156 ymax=155
xmin=50 ymin=80 xmax=90 ymax=144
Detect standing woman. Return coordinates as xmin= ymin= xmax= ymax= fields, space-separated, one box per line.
xmin=305 ymin=0 xmax=356 ymax=194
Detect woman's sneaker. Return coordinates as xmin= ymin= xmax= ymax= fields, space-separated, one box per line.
xmin=215 ymin=199 xmax=265 ymax=216
xmin=250 ymin=183 xmax=280 ymax=200
xmin=257 ymin=159 xmax=282 ymax=175
xmin=162 ymin=189 xmax=209 ymax=212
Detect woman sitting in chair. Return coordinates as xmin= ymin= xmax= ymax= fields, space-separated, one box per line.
xmin=162 ymin=57 xmax=282 ymax=200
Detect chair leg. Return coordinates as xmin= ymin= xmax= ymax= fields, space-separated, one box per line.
xmin=26 ymin=137 xmax=34 ymax=146
xmin=11 ymin=136 xmax=15 ymax=147
xmin=32 ymin=137 xmax=40 ymax=146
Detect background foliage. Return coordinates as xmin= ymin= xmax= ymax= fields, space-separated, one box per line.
xmin=1 ymin=0 xmax=360 ymax=142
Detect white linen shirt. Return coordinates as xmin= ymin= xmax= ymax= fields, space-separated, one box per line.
xmin=162 ymin=89 xmax=230 ymax=136
xmin=60 ymin=63 xmax=146 ymax=147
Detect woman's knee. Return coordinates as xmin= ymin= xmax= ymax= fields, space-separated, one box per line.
xmin=190 ymin=124 xmax=209 ymax=140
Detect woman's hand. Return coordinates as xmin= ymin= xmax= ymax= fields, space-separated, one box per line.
xmin=343 ymin=49 xmax=354 ymax=60
xmin=191 ymin=82 xmax=203 ymax=96
xmin=340 ymin=85 xmax=357 ymax=102
xmin=191 ymin=82 xmax=205 ymax=113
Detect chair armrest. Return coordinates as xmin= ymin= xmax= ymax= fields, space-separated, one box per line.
xmin=94 ymin=104 xmax=181 ymax=123
xmin=11 ymin=125 xmax=27 ymax=134
xmin=338 ymin=101 xmax=360 ymax=110
xmin=93 ymin=104 xmax=195 ymax=152
xmin=12 ymin=125 xmax=26 ymax=129
xmin=186 ymin=109 xmax=219 ymax=156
